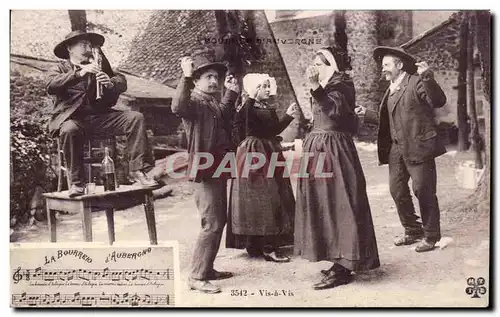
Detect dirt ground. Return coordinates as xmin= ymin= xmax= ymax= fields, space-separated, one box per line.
xmin=11 ymin=142 xmax=490 ymax=308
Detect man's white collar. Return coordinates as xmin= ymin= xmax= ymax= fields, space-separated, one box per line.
xmin=389 ymin=72 xmax=407 ymax=94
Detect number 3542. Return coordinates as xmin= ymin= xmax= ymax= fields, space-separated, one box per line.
xmin=231 ymin=290 xmax=248 ymax=296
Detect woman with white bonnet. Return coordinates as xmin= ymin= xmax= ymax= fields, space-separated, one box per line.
xmin=225 ymin=73 xmax=301 ymax=262
xmin=294 ymin=46 xmax=380 ymax=289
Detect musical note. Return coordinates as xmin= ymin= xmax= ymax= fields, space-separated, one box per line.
xmin=12 ymin=268 xmax=174 ymax=283
xmin=12 ymin=292 xmax=174 ymax=307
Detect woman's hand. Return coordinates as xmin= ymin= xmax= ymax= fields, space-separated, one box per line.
xmin=306 ymin=65 xmax=320 ymax=90
xmin=286 ymin=102 xmax=301 ymax=118
xmin=355 ymin=105 xmax=367 ymax=116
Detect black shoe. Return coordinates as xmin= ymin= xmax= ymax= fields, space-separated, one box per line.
xmin=394 ymin=234 xmax=424 ymax=246
xmin=188 ymin=278 xmax=221 ymax=294
xmin=68 ymin=185 xmax=85 ymax=198
xmin=206 ymin=269 xmax=233 ymax=281
xmin=320 ymin=264 xmax=335 ymax=276
xmin=263 ymin=251 xmax=291 ymax=263
xmin=247 ymin=247 xmax=264 ymax=258
xmin=313 ymin=273 xmax=352 ymax=290
xmin=415 ymin=239 xmax=436 ymax=252
xmin=321 ymin=263 xmax=350 ymax=276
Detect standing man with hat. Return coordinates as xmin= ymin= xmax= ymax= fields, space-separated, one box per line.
xmin=172 ymin=49 xmax=239 ymax=294
xmin=356 ymin=46 xmax=447 ymax=252
xmin=46 ymin=30 xmax=158 ymax=197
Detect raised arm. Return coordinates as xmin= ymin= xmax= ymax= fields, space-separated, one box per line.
xmin=171 ymin=75 xmax=196 ymax=119
xmin=171 ymin=57 xmax=197 ymax=119
xmin=416 ymin=69 xmax=447 ymax=108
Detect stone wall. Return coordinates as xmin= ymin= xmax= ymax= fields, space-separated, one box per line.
xmin=269 ymin=13 xmax=337 ymax=121
xmin=345 ymin=11 xmax=381 ymax=112
xmin=378 ymin=10 xmax=413 ymax=47
xmin=403 ymin=16 xmax=487 ymax=127
xmin=270 ymin=11 xmax=395 ymax=115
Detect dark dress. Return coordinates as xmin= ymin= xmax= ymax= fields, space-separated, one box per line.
xmin=294 ymin=73 xmax=380 ymax=272
xmin=226 ymin=97 xmax=296 ymax=252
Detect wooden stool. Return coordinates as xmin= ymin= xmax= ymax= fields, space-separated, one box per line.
xmin=43 ymin=185 xmax=159 ymax=245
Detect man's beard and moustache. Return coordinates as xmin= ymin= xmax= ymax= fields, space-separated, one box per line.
xmin=78 ymin=52 xmax=93 ymax=65
xmin=206 ymin=83 xmax=218 ymax=94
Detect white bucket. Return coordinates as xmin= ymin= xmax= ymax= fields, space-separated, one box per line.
xmin=456 ymin=161 xmax=485 ymax=189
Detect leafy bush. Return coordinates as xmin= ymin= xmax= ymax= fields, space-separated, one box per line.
xmin=10 ymin=70 xmax=55 ymax=227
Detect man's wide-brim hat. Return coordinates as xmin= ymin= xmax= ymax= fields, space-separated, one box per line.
xmin=190 ymin=49 xmax=227 ymax=78
xmin=373 ymin=46 xmax=417 ymax=74
xmin=54 ymin=30 xmax=105 ymax=59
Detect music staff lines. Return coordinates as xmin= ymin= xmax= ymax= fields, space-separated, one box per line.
xmin=12 ymin=267 xmax=174 ymax=283
xmin=12 ymin=292 xmax=174 ymax=307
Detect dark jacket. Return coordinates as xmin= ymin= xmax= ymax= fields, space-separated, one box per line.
xmin=232 ymin=97 xmax=294 ymax=146
xmin=309 ymin=72 xmax=359 ymax=135
xmin=364 ymin=69 xmax=447 ymax=165
xmin=171 ymin=76 xmax=239 ymax=182
xmin=45 ymin=59 xmax=127 ymax=136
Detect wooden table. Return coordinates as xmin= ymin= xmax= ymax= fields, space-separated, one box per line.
xmin=43 ymin=185 xmax=160 ymax=245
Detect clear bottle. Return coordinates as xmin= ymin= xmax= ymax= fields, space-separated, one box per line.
xmin=102 ymin=147 xmax=117 ymax=191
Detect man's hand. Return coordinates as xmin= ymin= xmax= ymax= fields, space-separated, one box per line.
xmin=416 ymin=61 xmax=430 ymax=75
xmin=96 ymin=72 xmax=113 ymax=88
xmin=79 ymin=63 xmax=100 ymax=77
xmin=224 ymin=75 xmax=240 ymax=93
xmin=180 ymin=56 xmax=194 ymax=77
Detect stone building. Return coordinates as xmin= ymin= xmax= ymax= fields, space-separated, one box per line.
xmin=401 ymin=11 xmax=487 ymax=133
xmin=118 ymin=10 xmax=300 ymax=141
xmin=12 ymin=10 xmax=485 ymax=146
xmin=267 ymin=10 xmax=464 ymax=126
xmin=10 ymin=10 xmax=301 ymax=143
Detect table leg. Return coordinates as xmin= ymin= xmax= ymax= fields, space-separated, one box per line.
xmin=144 ymin=192 xmax=158 ymax=245
xmin=47 ymin=206 xmax=57 ymax=243
xmin=80 ymin=200 xmax=93 ymax=242
xmin=105 ymin=208 xmax=115 ymax=245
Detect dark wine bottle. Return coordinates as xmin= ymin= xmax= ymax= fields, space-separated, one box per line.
xmin=102 ymin=147 xmax=117 ymax=191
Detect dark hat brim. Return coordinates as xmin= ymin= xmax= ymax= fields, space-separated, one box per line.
xmin=54 ymin=32 xmax=105 ymax=59
xmin=373 ymin=46 xmax=417 ymax=73
xmin=192 ymin=62 xmax=227 ymax=78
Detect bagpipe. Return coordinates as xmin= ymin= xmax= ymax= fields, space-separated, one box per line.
xmin=89 ymin=46 xmax=121 ymax=107
xmin=90 ymin=46 xmax=115 ymax=100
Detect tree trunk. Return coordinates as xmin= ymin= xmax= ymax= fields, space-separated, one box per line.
xmin=457 ymin=12 xmax=469 ymax=151
xmin=472 ymin=10 xmax=490 ymax=205
xmin=68 ymin=10 xmax=87 ymax=31
xmin=466 ymin=13 xmax=483 ymax=169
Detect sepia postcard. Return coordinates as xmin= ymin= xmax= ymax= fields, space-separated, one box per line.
xmin=9 ymin=9 xmax=491 ymax=308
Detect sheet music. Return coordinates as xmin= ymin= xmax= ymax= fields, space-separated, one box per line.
xmin=10 ymin=242 xmax=179 ymax=307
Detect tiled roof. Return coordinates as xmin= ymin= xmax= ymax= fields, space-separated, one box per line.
xmin=118 ymin=10 xmax=219 ymax=87
xmin=10 ymin=54 xmax=175 ymax=100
